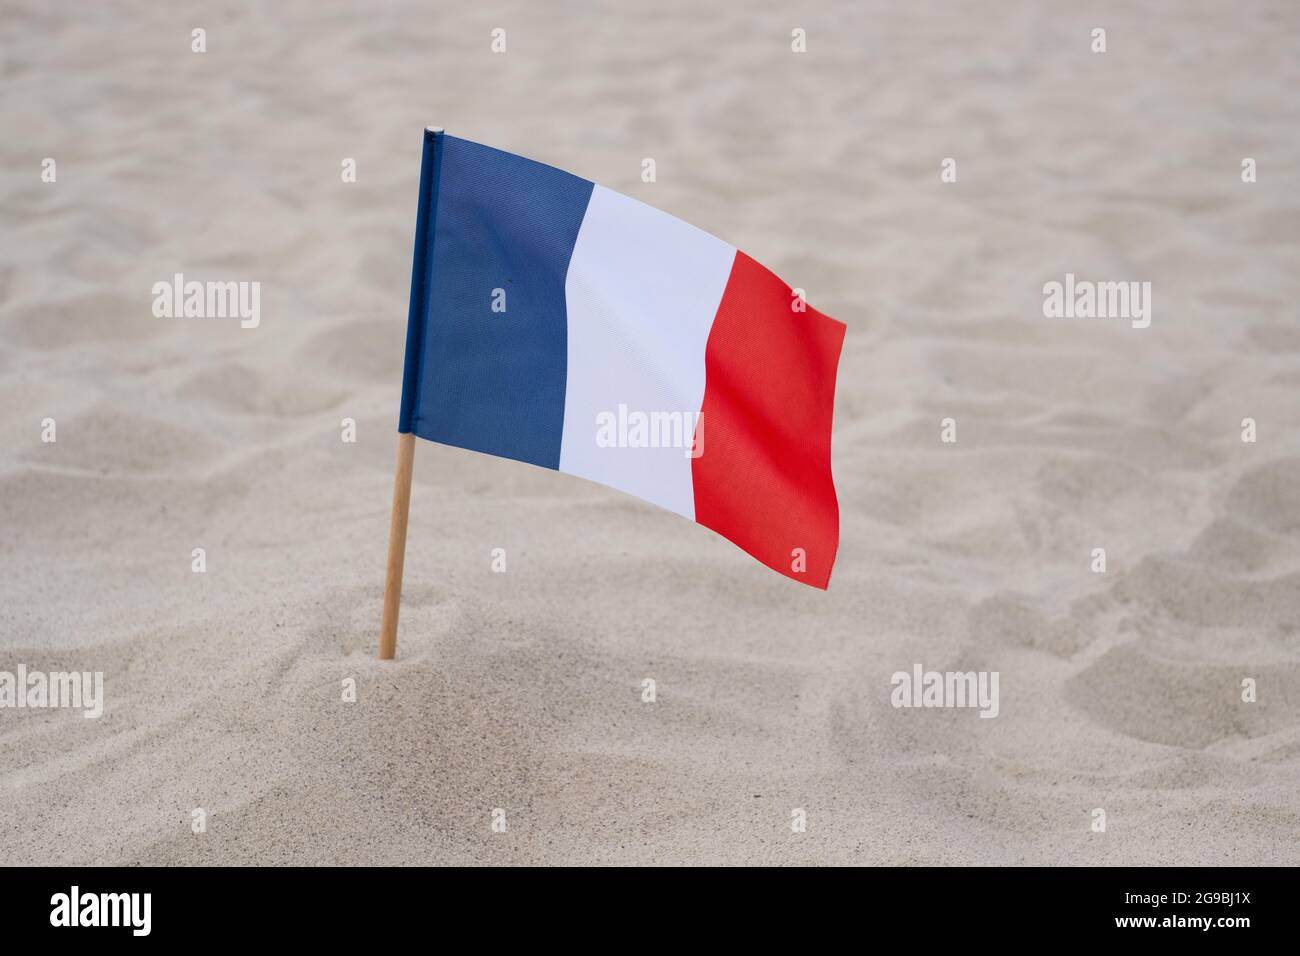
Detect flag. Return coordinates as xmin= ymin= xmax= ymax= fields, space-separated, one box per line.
xmin=399 ymin=129 xmax=845 ymax=587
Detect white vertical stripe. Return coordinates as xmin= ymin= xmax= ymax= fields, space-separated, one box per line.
xmin=560 ymin=185 xmax=736 ymax=519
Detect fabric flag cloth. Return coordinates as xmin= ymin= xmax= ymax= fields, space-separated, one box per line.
xmin=399 ymin=129 xmax=846 ymax=587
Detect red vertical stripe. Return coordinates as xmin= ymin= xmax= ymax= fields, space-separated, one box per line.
xmin=691 ymin=251 xmax=846 ymax=588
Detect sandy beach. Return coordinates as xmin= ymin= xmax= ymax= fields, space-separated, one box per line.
xmin=2 ymin=0 xmax=1299 ymax=865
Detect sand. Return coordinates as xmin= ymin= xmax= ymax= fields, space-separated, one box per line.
xmin=2 ymin=0 xmax=1299 ymax=865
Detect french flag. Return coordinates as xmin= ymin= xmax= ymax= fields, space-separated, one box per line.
xmin=399 ymin=129 xmax=845 ymax=588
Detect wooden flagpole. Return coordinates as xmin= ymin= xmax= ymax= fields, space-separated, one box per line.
xmin=379 ymin=127 xmax=444 ymax=660
xmin=378 ymin=431 xmax=416 ymax=659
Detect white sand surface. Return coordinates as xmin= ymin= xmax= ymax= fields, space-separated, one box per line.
xmin=2 ymin=0 xmax=1299 ymax=864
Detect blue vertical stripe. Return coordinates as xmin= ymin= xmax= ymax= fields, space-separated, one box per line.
xmin=398 ymin=128 xmax=442 ymax=434
xmin=401 ymin=132 xmax=594 ymax=470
